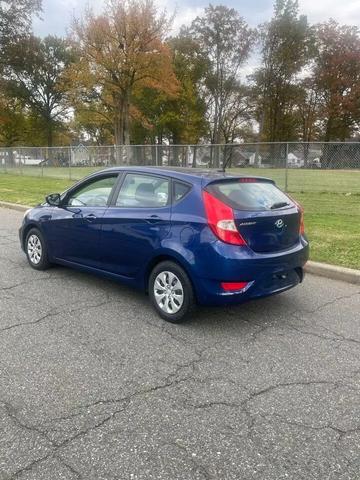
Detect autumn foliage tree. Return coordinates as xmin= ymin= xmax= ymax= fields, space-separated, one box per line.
xmin=3 ymin=35 xmax=76 ymax=147
xmin=313 ymin=21 xmax=360 ymax=141
xmin=69 ymin=0 xmax=179 ymax=145
xmin=254 ymin=0 xmax=312 ymax=142
xmin=3 ymin=0 xmax=360 ymax=147
xmin=0 ymin=0 xmax=41 ymax=60
xmin=131 ymin=34 xmax=208 ymax=145
xmin=185 ymin=5 xmax=255 ymax=145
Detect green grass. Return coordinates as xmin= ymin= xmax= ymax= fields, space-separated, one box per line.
xmin=2 ymin=165 xmax=360 ymax=193
xmin=295 ymin=192 xmax=360 ymax=269
xmin=0 ymin=171 xmax=359 ymax=269
xmin=0 ymin=165 xmax=101 ymax=181
xmin=230 ymin=168 xmax=360 ymax=193
xmin=0 ymin=174 xmax=75 ymax=205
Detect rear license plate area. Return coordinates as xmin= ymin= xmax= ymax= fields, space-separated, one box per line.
xmin=262 ymin=269 xmax=299 ymax=292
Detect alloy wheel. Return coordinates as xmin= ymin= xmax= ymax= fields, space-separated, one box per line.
xmin=153 ymin=271 xmax=184 ymax=314
xmin=27 ymin=234 xmax=42 ymax=265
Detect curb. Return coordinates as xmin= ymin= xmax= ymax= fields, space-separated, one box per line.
xmin=1 ymin=200 xmax=359 ymax=285
xmin=0 ymin=200 xmax=31 ymax=212
xmin=305 ymin=261 xmax=360 ymax=285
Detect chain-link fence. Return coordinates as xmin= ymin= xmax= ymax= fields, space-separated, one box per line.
xmin=1 ymin=142 xmax=360 ymax=193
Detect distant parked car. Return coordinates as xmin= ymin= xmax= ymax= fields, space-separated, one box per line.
xmin=309 ymin=158 xmax=322 ymax=169
xmin=15 ymin=154 xmax=44 ymax=166
xmin=19 ymin=167 xmax=309 ymax=322
xmin=287 ymin=153 xmax=304 ymax=168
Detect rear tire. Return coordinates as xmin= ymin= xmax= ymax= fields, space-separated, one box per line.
xmin=25 ymin=228 xmax=51 ymax=271
xmin=149 ymin=261 xmax=195 ymax=323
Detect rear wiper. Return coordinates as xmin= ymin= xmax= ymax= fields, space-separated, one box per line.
xmin=270 ymin=201 xmax=290 ymax=210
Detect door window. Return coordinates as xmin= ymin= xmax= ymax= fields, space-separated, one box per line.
xmin=173 ymin=181 xmax=191 ymax=203
xmin=67 ymin=176 xmax=117 ymax=207
xmin=115 ymin=173 xmax=170 ymax=208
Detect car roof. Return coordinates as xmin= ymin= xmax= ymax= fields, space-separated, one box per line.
xmin=93 ymin=166 xmax=272 ymax=186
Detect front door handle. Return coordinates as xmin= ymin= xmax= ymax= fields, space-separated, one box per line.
xmin=85 ymin=213 xmax=97 ymax=222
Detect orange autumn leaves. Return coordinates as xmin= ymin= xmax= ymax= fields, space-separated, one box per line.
xmin=66 ymin=0 xmax=179 ymax=145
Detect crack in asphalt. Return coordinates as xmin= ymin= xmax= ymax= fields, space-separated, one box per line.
xmin=0 ymin=298 xmax=119 ymax=334
xmin=54 ymin=455 xmax=83 ymax=479
xmin=2 ymin=400 xmax=56 ymax=447
xmin=222 ymin=292 xmax=360 ymax=346
xmin=303 ymin=292 xmax=360 ymax=315
xmin=0 ymin=275 xmax=69 ymax=292
xmin=9 ymin=455 xmax=54 ymax=480
xmin=2 ymin=214 xmax=360 ymax=479
xmin=2 ymin=362 xmax=358 ymax=478
xmin=1 ymin=339 xmax=231 ymax=478
xmin=285 ymin=321 xmax=360 ymax=347
xmin=271 ymin=413 xmax=360 ymax=440
xmin=162 ymin=441 xmax=213 ymax=480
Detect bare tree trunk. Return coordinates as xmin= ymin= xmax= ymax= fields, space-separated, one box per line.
xmin=123 ymin=94 xmax=130 ymax=145
xmin=114 ymin=111 xmax=122 ymax=145
xmin=47 ymin=120 xmax=53 ymax=148
xmin=192 ymin=145 xmax=197 ymax=168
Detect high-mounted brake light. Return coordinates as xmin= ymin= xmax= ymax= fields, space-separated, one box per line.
xmin=202 ymin=191 xmax=247 ymax=246
xmin=238 ymin=178 xmax=258 ymax=183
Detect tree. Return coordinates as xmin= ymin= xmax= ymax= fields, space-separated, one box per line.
xmin=69 ymin=0 xmax=178 ymax=145
xmin=130 ymin=34 xmax=208 ymax=146
xmin=254 ymin=0 xmax=312 ymax=142
xmin=295 ymin=77 xmax=321 ymax=143
xmin=3 ymin=35 xmax=76 ymax=146
xmin=0 ymin=92 xmax=28 ymax=145
xmin=313 ymin=21 xmax=360 ymax=141
xmin=0 ymin=0 xmax=41 ymax=50
xmin=73 ymin=102 xmax=114 ymax=145
xmin=0 ymin=0 xmax=42 ymax=85
xmin=186 ymin=5 xmax=255 ymax=145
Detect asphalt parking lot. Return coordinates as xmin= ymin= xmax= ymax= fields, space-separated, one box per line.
xmin=0 ymin=207 xmax=359 ymax=480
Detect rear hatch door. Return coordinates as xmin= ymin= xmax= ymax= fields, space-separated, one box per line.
xmin=205 ymin=178 xmax=301 ymax=253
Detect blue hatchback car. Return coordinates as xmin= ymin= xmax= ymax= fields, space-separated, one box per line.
xmin=19 ymin=167 xmax=309 ymax=322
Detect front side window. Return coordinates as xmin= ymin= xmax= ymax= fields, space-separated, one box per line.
xmin=116 ymin=173 xmax=170 ymax=208
xmin=67 ymin=175 xmax=117 ymax=207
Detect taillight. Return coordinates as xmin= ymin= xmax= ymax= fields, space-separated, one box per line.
xmin=286 ymin=193 xmax=305 ymax=235
xmin=299 ymin=205 xmax=305 ymax=235
xmin=202 ymin=191 xmax=247 ymax=246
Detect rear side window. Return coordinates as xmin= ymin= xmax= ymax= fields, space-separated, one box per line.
xmin=116 ymin=173 xmax=170 ymax=208
xmin=173 ymin=181 xmax=191 ymax=203
xmin=205 ymin=180 xmax=292 ymax=211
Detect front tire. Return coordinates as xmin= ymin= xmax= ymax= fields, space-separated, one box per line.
xmin=149 ymin=261 xmax=195 ymax=323
xmin=25 ymin=228 xmax=51 ymax=270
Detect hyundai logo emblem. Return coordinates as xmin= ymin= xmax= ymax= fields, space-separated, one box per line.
xmin=275 ymin=219 xmax=284 ymax=229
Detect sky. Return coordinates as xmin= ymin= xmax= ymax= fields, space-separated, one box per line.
xmin=33 ymin=0 xmax=360 ymax=38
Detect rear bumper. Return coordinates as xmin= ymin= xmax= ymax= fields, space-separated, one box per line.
xmin=192 ymin=238 xmax=309 ymax=306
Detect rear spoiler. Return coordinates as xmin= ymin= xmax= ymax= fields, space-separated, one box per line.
xmin=205 ymin=177 xmax=275 ymax=187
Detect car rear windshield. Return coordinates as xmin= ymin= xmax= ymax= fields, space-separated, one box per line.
xmin=205 ymin=179 xmax=293 ymax=211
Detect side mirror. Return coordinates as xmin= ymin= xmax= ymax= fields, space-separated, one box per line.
xmin=46 ymin=193 xmax=61 ymax=206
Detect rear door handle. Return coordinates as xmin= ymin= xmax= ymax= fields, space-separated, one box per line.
xmin=146 ymin=215 xmax=162 ymax=223
xmin=85 ymin=213 xmax=97 ymax=222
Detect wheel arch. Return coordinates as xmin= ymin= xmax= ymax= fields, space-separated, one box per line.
xmin=21 ymin=223 xmax=40 ymax=250
xmin=144 ymin=252 xmax=197 ymax=300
